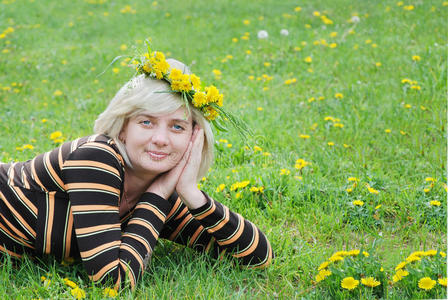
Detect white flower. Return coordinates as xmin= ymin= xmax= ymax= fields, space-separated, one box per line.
xmin=257 ymin=30 xmax=268 ymax=39
xmin=280 ymin=29 xmax=289 ymax=36
xmin=350 ymin=16 xmax=360 ymax=23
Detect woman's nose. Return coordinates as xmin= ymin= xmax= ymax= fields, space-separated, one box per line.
xmin=150 ymin=127 xmax=169 ymax=147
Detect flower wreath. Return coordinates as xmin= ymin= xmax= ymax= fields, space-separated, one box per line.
xmin=130 ymin=42 xmax=247 ymax=135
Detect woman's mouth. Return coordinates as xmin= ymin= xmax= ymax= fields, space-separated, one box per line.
xmin=147 ymin=151 xmax=169 ymax=160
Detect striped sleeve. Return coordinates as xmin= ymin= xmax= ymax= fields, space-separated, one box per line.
xmin=163 ymin=192 xmax=273 ymax=268
xmin=61 ymin=142 xmax=171 ymax=289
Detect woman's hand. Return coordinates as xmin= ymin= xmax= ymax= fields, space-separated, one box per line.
xmin=145 ymin=134 xmax=194 ymax=200
xmin=176 ymin=126 xmax=207 ymax=209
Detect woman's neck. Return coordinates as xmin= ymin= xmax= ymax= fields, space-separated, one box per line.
xmin=123 ymin=167 xmax=157 ymax=202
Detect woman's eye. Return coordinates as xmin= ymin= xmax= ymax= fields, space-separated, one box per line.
xmin=173 ymin=124 xmax=184 ymax=131
xmin=141 ymin=120 xmax=151 ymax=126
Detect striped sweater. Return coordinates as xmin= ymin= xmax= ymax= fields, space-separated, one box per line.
xmin=0 ymin=134 xmax=273 ymax=288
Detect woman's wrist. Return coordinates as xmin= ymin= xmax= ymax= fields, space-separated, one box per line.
xmin=178 ymin=187 xmax=207 ymax=210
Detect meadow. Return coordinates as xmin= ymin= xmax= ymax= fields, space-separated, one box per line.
xmin=0 ymin=0 xmax=447 ymax=299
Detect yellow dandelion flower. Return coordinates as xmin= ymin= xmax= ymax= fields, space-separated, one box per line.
xmin=299 ymin=134 xmax=310 ymax=139
xmin=313 ymin=11 xmax=321 ymax=17
xmin=438 ymin=278 xmax=447 ymax=287
xmin=385 ymin=129 xmax=391 ymax=133
xmin=423 ymin=188 xmax=430 ymax=193
xmin=216 ymin=184 xmax=225 ymax=193
xmin=412 ymin=55 xmax=421 ymax=61
xmin=348 ymin=249 xmax=360 ymax=256
xmin=318 ymin=261 xmax=330 ymax=270
xmin=425 ymin=177 xmax=436 ymax=182
xmin=63 ymin=278 xmax=78 ymax=289
xmin=335 ymin=93 xmax=343 ymax=99
xmin=280 ymin=169 xmax=290 ymax=176
xmin=333 ymin=123 xmax=344 ymax=128
xmin=418 ymin=277 xmax=436 ymax=290
xmin=246 ymin=50 xmax=252 ymax=55
xmin=423 ymin=249 xmax=437 ymax=256
xmin=430 ymin=200 xmax=441 ymax=206
xmin=328 ymin=255 xmax=344 ymax=262
xmin=243 ymin=19 xmax=250 ymax=25
xmin=346 ymin=188 xmax=353 ymax=193
xmin=362 ymin=251 xmax=369 ymax=257
xmin=352 ymin=200 xmax=364 ymax=206
xmin=361 ymin=277 xmax=381 ymax=287
xmin=71 ymin=287 xmax=86 ymax=299
xmin=315 ymin=269 xmax=331 ymax=283
xmin=406 ymin=255 xmax=421 ymax=263
xmin=304 ymin=56 xmax=312 ymax=63
xmin=262 ymin=152 xmax=271 ymax=156
xmin=375 ymin=62 xmax=382 ymax=67
xmin=440 ymin=251 xmax=446 ymax=257
xmin=103 ymin=287 xmax=118 ymax=298
xmin=375 ymin=204 xmax=382 ymax=209
xmin=50 ymin=131 xmax=62 ymax=140
xmin=53 ymin=90 xmax=63 ymax=96
xmin=341 ymin=277 xmax=359 ymax=290
xmin=327 ymin=142 xmax=335 ymax=146
xmin=393 ymin=269 xmax=409 ymax=282
xmin=367 ymin=186 xmax=379 ymax=194
xmin=294 ymin=6 xmax=302 ymax=12
xmin=403 ymin=5 xmax=415 ymax=11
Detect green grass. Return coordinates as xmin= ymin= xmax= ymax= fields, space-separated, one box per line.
xmin=0 ymin=0 xmax=446 ymax=298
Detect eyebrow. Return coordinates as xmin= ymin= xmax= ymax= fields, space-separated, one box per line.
xmin=138 ymin=114 xmax=190 ymax=125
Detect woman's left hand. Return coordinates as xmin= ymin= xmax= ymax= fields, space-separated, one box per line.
xmin=176 ymin=126 xmax=207 ymax=209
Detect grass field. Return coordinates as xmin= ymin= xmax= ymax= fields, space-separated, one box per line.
xmin=0 ymin=0 xmax=447 ymax=299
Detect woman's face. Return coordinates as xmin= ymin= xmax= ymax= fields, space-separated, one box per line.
xmin=120 ymin=107 xmax=194 ymax=177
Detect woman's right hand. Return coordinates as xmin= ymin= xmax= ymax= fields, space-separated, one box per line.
xmin=145 ymin=130 xmax=196 ymax=199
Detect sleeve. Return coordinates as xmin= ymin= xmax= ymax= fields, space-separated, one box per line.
xmin=61 ymin=142 xmax=171 ymax=289
xmin=160 ymin=191 xmax=273 ymax=268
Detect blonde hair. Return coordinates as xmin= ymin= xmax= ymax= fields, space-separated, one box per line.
xmin=94 ymin=59 xmax=214 ymax=179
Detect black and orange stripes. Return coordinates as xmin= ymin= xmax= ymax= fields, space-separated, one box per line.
xmin=0 ymin=134 xmax=273 ymax=289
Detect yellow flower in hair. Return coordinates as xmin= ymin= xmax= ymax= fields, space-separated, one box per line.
xmin=192 ymin=92 xmax=207 ymax=108
xmin=153 ymin=60 xmax=169 ymax=79
xmin=154 ymin=51 xmax=165 ymax=61
xmin=204 ymin=106 xmax=218 ymax=121
xmin=169 ymin=68 xmax=183 ymax=81
xmin=190 ymin=74 xmax=201 ymax=91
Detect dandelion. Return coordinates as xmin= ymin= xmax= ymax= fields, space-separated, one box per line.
xmin=257 ymin=107 xmax=263 ymax=111
xmin=429 ymin=200 xmax=441 ymax=206
xmin=403 ymin=5 xmax=415 ymax=11
xmin=304 ymin=56 xmax=312 ymax=63
xmin=353 ymin=200 xmax=364 ymax=206
xmin=299 ymin=134 xmax=310 ymax=139
xmin=280 ymin=29 xmax=289 ymax=36
xmin=333 ymin=123 xmax=344 ymax=128
xmin=71 ymin=287 xmax=86 ymax=299
xmin=50 ymin=131 xmax=62 ymax=140
xmin=412 ymin=55 xmax=421 ymax=61
xmin=329 ymin=255 xmax=344 ymax=262
xmin=53 ymin=90 xmax=63 ymax=96
xmin=294 ymin=6 xmax=302 ymax=12
xmin=64 ymin=278 xmax=78 ymax=289
xmin=393 ymin=269 xmax=409 ymax=282
xmin=280 ymin=169 xmax=290 ymax=175
xmin=216 ymin=184 xmax=225 ymax=193
xmin=335 ymin=93 xmax=343 ymax=99
xmin=257 ymin=30 xmax=268 ymax=39
xmin=361 ymin=277 xmax=381 ymax=287
xmin=418 ymin=277 xmax=436 ymax=290
xmin=315 ymin=269 xmax=331 ymax=282
xmin=395 ymin=261 xmax=407 ymax=271
xmin=327 ymin=142 xmax=335 ymax=146
xmin=318 ymin=261 xmax=330 ymax=270
xmin=438 ymin=278 xmax=447 ymax=287
xmin=246 ymin=50 xmax=252 ymax=55
xmin=243 ymin=19 xmax=250 ymax=25
xmin=425 ymin=177 xmax=436 ymax=182
xmin=112 ymin=68 xmax=120 ymax=74
xmin=294 ymin=158 xmax=311 ymax=170
xmin=350 ymin=16 xmax=360 ymax=23
xmin=341 ymin=277 xmax=359 ymax=290
xmin=423 ymin=188 xmax=430 ymax=193
xmin=103 ymin=287 xmax=118 ymax=298
xmin=346 ymin=188 xmax=353 ymax=193
xmin=375 ymin=204 xmax=382 ymax=209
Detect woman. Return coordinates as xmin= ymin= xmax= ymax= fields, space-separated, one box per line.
xmin=0 ymin=54 xmax=273 ymax=290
